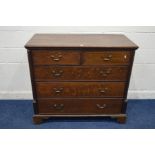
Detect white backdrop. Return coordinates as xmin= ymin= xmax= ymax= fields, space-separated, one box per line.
xmin=0 ymin=26 xmax=155 ymax=99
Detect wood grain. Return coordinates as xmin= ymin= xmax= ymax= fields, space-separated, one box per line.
xmin=34 ymin=66 xmax=129 ymax=81
xmin=25 ymin=34 xmax=138 ymax=124
xmin=35 ymin=82 xmax=126 ymax=98
xmin=25 ymin=34 xmax=138 ymax=49
xmin=37 ymin=98 xmax=123 ymax=114
xmin=31 ymin=50 xmax=80 ymax=65
xmin=83 ymin=51 xmax=131 ymax=65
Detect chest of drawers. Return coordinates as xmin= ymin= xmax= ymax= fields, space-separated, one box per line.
xmin=25 ymin=34 xmax=138 ymax=124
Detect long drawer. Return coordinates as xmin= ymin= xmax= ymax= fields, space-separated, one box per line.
xmin=36 ymin=82 xmax=125 ymax=98
xmin=34 ymin=66 xmax=129 ymax=81
xmin=37 ymin=98 xmax=123 ymax=114
xmin=83 ymin=51 xmax=131 ymax=65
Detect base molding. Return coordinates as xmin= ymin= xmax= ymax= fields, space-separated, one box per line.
xmin=33 ymin=114 xmax=127 ymax=124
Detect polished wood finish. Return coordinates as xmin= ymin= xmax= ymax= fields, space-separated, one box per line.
xmin=31 ymin=50 xmax=80 ymax=65
xmin=37 ymin=99 xmax=123 ymax=114
xmin=34 ymin=66 xmax=129 ymax=81
xmin=25 ymin=34 xmax=138 ymax=124
xmin=35 ymin=82 xmax=125 ymax=98
xmin=27 ymin=51 xmax=38 ymax=114
xmin=83 ymin=51 xmax=131 ymax=65
xmin=25 ymin=34 xmax=138 ymax=49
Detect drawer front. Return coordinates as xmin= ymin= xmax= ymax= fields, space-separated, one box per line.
xmin=36 ymin=82 xmax=125 ymax=98
xmin=34 ymin=66 xmax=129 ymax=81
xmin=37 ymin=98 xmax=123 ymax=114
xmin=83 ymin=51 xmax=131 ymax=65
xmin=31 ymin=50 xmax=80 ymax=65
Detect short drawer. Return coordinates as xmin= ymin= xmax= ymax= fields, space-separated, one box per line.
xmin=36 ymin=82 xmax=125 ymax=98
xmin=37 ymin=98 xmax=123 ymax=114
xmin=31 ymin=50 xmax=80 ymax=65
xmin=34 ymin=66 xmax=129 ymax=81
xmin=83 ymin=51 xmax=131 ymax=65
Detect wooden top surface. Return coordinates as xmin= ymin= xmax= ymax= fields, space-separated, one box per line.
xmin=25 ymin=34 xmax=138 ymax=49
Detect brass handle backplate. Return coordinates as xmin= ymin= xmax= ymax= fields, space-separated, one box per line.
xmin=102 ymin=54 xmax=112 ymax=61
xmin=50 ymin=103 xmax=64 ymax=110
xmin=99 ymin=69 xmax=112 ymax=77
xmin=99 ymin=87 xmax=108 ymax=94
xmin=53 ymin=88 xmax=64 ymax=95
xmin=50 ymin=52 xmax=62 ymax=61
xmin=96 ymin=104 xmax=106 ymax=109
xmin=52 ymin=70 xmax=63 ymax=77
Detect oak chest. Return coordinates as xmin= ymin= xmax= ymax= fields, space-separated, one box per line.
xmin=25 ymin=34 xmax=138 ymax=124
